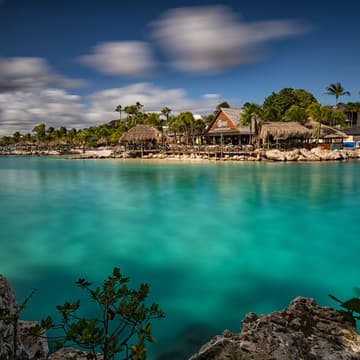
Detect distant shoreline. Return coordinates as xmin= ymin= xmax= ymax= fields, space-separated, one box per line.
xmin=1 ymin=147 xmax=360 ymax=162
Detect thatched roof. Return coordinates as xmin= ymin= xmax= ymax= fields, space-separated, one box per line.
xmin=304 ymin=120 xmax=347 ymax=139
xmin=259 ymin=122 xmax=311 ymax=141
xmin=120 ymin=124 xmax=162 ymax=143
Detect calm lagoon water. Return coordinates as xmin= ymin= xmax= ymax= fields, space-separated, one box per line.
xmin=1 ymin=156 xmax=360 ymax=358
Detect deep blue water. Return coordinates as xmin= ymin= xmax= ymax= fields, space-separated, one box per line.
xmin=1 ymin=156 xmax=359 ymax=359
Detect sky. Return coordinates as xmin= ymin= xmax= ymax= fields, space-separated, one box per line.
xmin=0 ymin=0 xmax=359 ymax=136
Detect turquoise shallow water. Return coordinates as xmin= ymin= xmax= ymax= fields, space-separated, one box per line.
xmin=1 ymin=156 xmax=360 ymax=358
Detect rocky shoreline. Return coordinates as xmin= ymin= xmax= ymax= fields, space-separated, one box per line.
xmin=2 ymin=147 xmax=360 ymax=162
xmin=2 ymin=274 xmax=360 ymax=359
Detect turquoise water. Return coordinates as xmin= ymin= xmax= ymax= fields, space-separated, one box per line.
xmin=1 ymin=156 xmax=360 ymax=358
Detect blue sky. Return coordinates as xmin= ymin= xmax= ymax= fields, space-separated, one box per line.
xmin=0 ymin=0 xmax=359 ymax=135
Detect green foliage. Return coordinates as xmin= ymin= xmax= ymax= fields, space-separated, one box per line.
xmin=42 ymin=267 xmax=164 ymax=360
xmin=216 ymin=101 xmax=230 ymax=110
xmin=324 ymin=82 xmax=351 ymax=105
xmin=263 ymin=88 xmax=318 ymax=120
xmin=329 ymin=293 xmax=360 ymax=323
xmin=283 ymin=105 xmax=307 ymax=123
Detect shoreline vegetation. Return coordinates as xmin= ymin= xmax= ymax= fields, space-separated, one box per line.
xmin=1 ymin=145 xmax=360 ymax=162
xmin=1 ymin=85 xmax=360 ymax=163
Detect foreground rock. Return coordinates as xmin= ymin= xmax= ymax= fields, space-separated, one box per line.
xmin=0 ymin=275 xmax=48 ymax=359
xmin=48 ymin=347 xmax=103 ymax=360
xmin=189 ymin=297 xmax=360 ymax=360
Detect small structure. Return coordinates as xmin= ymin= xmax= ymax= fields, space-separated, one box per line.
xmin=120 ymin=124 xmax=163 ymax=156
xmin=206 ymin=108 xmax=253 ymax=145
xmin=259 ymin=122 xmax=311 ymax=148
xmin=304 ymin=120 xmax=347 ymax=149
xmin=343 ymin=126 xmax=360 ymax=143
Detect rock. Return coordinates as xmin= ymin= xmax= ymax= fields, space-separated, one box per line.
xmin=300 ymin=148 xmax=320 ymax=161
xmin=0 ymin=275 xmax=48 ymax=360
xmin=189 ymin=297 xmax=360 ymax=360
xmin=265 ymin=149 xmax=286 ymax=161
xmin=19 ymin=320 xmax=49 ymax=359
xmin=285 ymin=149 xmax=300 ymax=161
xmin=48 ymin=347 xmax=103 ymax=360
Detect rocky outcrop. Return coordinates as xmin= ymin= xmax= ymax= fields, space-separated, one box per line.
xmin=48 ymin=347 xmax=103 ymax=360
xmin=0 ymin=275 xmax=48 ymax=360
xmin=189 ymin=297 xmax=360 ymax=360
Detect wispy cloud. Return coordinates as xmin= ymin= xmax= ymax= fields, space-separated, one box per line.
xmin=153 ymin=6 xmax=309 ymax=73
xmin=0 ymin=82 xmax=222 ymax=136
xmin=78 ymin=41 xmax=156 ymax=77
xmin=0 ymin=57 xmax=87 ymax=92
xmin=0 ymin=88 xmax=87 ymax=136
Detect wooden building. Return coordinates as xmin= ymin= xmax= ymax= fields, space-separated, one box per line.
xmin=206 ymin=108 xmax=253 ymax=145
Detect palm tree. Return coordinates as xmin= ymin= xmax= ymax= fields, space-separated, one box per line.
xmin=324 ymin=82 xmax=351 ymax=106
xmin=241 ymin=103 xmax=262 ymax=146
xmin=160 ymin=107 xmax=171 ymax=126
xmin=115 ymin=105 xmax=123 ymax=120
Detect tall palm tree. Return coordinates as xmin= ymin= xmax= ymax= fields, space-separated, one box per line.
xmin=324 ymin=82 xmax=351 ymax=106
xmin=115 ymin=105 xmax=123 ymax=120
xmin=241 ymin=103 xmax=262 ymax=146
xmin=160 ymin=107 xmax=171 ymax=126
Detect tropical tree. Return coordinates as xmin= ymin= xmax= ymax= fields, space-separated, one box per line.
xmin=29 ymin=267 xmax=164 ymax=360
xmin=32 ymin=123 xmax=46 ymax=143
xmin=263 ymin=88 xmax=317 ymax=119
xmin=241 ymin=103 xmax=262 ymax=146
xmin=306 ymin=102 xmax=329 ymax=143
xmin=160 ymin=107 xmax=171 ymax=126
xmin=324 ymin=82 xmax=351 ymax=105
xmin=216 ymin=101 xmax=230 ymax=110
xmin=115 ymin=105 xmax=123 ymax=120
xmin=283 ymin=105 xmax=307 ymax=123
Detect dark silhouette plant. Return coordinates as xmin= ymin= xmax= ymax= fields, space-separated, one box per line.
xmin=329 ymin=290 xmax=360 ymax=324
xmin=29 ymin=267 xmax=164 ymax=360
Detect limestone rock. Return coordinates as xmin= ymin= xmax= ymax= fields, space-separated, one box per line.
xmin=189 ymin=297 xmax=360 ymax=360
xmin=300 ymin=148 xmax=320 ymax=161
xmin=0 ymin=275 xmax=48 ymax=360
xmin=265 ymin=149 xmax=286 ymax=161
xmin=285 ymin=149 xmax=300 ymax=161
xmin=48 ymin=347 xmax=103 ymax=360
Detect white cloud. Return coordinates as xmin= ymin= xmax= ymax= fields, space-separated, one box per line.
xmin=87 ymin=83 xmax=222 ymax=123
xmin=79 ymin=41 xmax=155 ymax=76
xmin=0 ymin=88 xmax=87 ymax=136
xmin=0 ymin=57 xmax=87 ymax=91
xmin=0 ymin=83 xmax=223 ymax=136
xmin=153 ymin=6 xmax=308 ymax=73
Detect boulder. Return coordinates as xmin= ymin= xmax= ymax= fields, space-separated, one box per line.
xmin=189 ymin=297 xmax=360 ymax=360
xmin=264 ymin=149 xmax=286 ymax=161
xmin=285 ymin=149 xmax=300 ymax=161
xmin=0 ymin=275 xmax=48 ymax=360
xmin=300 ymin=148 xmax=320 ymax=161
xmin=48 ymin=347 xmax=103 ymax=360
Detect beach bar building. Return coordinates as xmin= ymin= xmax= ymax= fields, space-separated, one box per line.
xmin=205 ymin=108 xmax=253 ymax=145
xmin=259 ymin=122 xmax=311 ymax=148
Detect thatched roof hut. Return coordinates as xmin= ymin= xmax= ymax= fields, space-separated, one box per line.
xmin=259 ymin=122 xmax=311 ymax=142
xmin=304 ymin=120 xmax=347 ymax=140
xmin=120 ymin=124 xmax=163 ymax=144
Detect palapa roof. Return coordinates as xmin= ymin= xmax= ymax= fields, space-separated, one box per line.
xmin=120 ymin=124 xmax=162 ymax=143
xmin=259 ymin=122 xmax=311 ymax=141
xmin=304 ymin=120 xmax=347 ymax=139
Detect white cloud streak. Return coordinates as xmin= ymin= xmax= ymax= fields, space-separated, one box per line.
xmin=153 ymin=6 xmax=309 ymax=73
xmin=0 ymin=83 xmax=222 ymax=136
xmin=0 ymin=57 xmax=87 ymax=91
xmin=78 ymin=41 xmax=156 ymax=76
